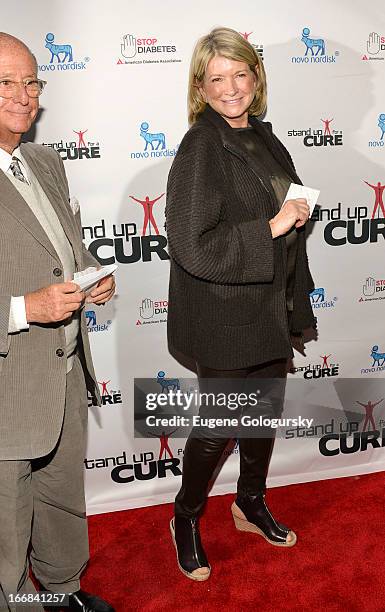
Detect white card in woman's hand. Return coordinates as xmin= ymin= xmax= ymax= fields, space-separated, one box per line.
xmin=283 ymin=183 xmax=320 ymax=215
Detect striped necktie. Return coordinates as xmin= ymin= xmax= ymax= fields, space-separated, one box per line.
xmin=9 ymin=157 xmax=29 ymax=184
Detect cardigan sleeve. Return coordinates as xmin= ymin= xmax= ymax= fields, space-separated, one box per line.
xmin=166 ymin=128 xmax=274 ymax=285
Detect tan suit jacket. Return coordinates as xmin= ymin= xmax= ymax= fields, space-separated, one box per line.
xmin=0 ymin=142 xmax=100 ymax=460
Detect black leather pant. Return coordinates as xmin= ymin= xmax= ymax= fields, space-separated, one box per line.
xmin=175 ymin=359 xmax=288 ymax=518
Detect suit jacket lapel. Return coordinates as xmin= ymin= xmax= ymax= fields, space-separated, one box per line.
xmin=21 ymin=144 xmax=82 ymax=268
xmin=0 ymin=169 xmax=60 ymax=261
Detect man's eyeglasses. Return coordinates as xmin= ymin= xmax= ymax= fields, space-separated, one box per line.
xmin=0 ymin=79 xmax=47 ymax=98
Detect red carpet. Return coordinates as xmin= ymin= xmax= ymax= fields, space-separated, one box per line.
xmin=83 ymin=473 xmax=385 ymax=611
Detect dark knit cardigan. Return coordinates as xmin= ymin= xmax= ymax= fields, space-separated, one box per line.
xmin=166 ymin=105 xmax=315 ymax=370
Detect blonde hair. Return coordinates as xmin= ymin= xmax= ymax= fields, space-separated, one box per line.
xmin=188 ymin=27 xmax=267 ymax=125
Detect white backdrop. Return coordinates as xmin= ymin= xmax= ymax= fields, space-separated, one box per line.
xmin=3 ymin=0 xmax=385 ymax=514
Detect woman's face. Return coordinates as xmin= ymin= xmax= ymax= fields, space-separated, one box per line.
xmin=199 ymin=55 xmax=257 ymax=128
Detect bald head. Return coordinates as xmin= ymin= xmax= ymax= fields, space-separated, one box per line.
xmin=0 ymin=32 xmax=37 ymax=71
xmin=0 ymin=32 xmax=40 ymax=152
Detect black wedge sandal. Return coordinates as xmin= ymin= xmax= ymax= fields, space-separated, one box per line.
xmin=170 ymin=516 xmax=211 ymax=581
xmin=231 ymin=492 xmax=297 ymax=547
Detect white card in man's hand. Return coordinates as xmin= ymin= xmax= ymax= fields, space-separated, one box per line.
xmin=283 ymin=183 xmax=320 ymax=215
xmin=73 ymin=264 xmax=117 ymax=293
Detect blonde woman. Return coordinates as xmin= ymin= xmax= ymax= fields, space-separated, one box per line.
xmin=166 ymin=27 xmax=315 ymax=581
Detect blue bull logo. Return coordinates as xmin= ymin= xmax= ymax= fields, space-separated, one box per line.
xmin=140 ymin=122 xmax=166 ymax=151
xmin=371 ymin=345 xmax=385 ymax=367
xmin=45 ymin=33 xmax=73 ymax=63
xmin=310 ymin=287 xmax=325 ymax=303
xmin=86 ymin=310 xmax=97 ymax=327
xmin=378 ymin=114 xmax=385 ymax=141
xmin=301 ymin=27 xmax=325 ymax=56
xmin=157 ymin=371 xmax=180 ymax=392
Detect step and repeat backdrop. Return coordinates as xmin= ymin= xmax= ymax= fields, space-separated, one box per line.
xmin=4 ymin=0 xmax=385 ymax=514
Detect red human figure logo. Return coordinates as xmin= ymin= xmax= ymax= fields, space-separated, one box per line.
xmin=364 ymin=181 xmax=385 ymax=219
xmin=321 ymin=118 xmax=333 ymax=135
xmin=73 ymin=129 xmax=88 ymax=148
xmin=159 ymin=432 xmax=173 ymax=459
xmin=239 ymin=32 xmax=253 ymax=41
xmin=129 ymin=193 xmax=165 ymax=236
xmin=98 ymin=380 xmax=111 ymax=396
xmin=356 ymin=399 xmax=383 ymax=432
xmin=320 ymin=354 xmax=331 ymax=368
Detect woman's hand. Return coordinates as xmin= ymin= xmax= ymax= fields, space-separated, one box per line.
xmin=269 ymin=198 xmax=310 ymax=238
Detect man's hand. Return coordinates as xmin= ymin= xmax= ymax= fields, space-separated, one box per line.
xmin=86 ymin=274 xmax=116 ymax=305
xmin=269 ymin=198 xmax=310 ymax=238
xmin=25 ymin=282 xmax=85 ymax=324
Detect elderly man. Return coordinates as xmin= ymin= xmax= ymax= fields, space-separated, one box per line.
xmin=0 ymin=33 xmax=115 ymax=612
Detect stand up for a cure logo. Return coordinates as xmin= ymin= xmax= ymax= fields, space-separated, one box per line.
xmin=364 ymin=181 xmax=385 ymax=219
xmin=129 ymin=193 xmax=165 ymax=236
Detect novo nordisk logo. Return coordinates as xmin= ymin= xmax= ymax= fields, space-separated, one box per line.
xmin=39 ymin=33 xmax=90 ymax=72
xmin=129 ymin=121 xmax=179 ymax=160
xmin=85 ymin=310 xmax=111 ymax=332
xmin=156 ymin=371 xmax=180 ymax=392
xmin=291 ymin=27 xmax=339 ymax=64
xmin=360 ymin=345 xmax=385 ymax=375
xmin=368 ymin=114 xmax=385 ymax=148
xmin=310 ymin=287 xmax=337 ymax=309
